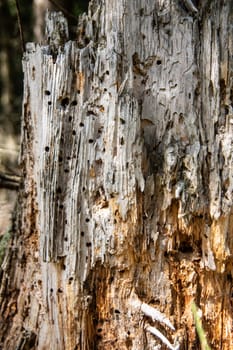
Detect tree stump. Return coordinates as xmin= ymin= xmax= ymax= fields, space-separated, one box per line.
xmin=1 ymin=1 xmax=233 ymax=349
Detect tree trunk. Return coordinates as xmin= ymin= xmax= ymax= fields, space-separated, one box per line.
xmin=1 ymin=1 xmax=233 ymax=349
xmin=33 ymin=0 xmax=53 ymax=42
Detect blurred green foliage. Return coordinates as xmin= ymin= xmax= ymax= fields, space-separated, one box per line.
xmin=73 ymin=1 xmax=89 ymax=16
xmin=0 ymin=0 xmax=33 ymax=134
xmin=191 ymin=302 xmax=211 ymax=350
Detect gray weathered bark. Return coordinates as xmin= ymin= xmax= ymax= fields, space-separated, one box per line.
xmin=1 ymin=1 xmax=233 ymax=349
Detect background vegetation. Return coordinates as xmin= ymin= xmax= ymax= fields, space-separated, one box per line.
xmin=0 ymin=0 xmax=89 ymax=136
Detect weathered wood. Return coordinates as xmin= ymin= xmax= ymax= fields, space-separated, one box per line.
xmin=1 ymin=1 xmax=233 ymax=349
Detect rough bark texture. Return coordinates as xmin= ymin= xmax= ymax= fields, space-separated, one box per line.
xmin=1 ymin=1 xmax=233 ymax=349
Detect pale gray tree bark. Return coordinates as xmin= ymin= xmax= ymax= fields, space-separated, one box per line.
xmin=1 ymin=1 xmax=233 ymax=349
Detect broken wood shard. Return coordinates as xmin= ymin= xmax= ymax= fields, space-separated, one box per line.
xmin=141 ymin=303 xmax=175 ymax=331
xmin=146 ymin=325 xmax=180 ymax=350
xmin=130 ymin=293 xmax=179 ymax=350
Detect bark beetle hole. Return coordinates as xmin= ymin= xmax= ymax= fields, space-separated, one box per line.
xmin=225 ymin=105 xmax=229 ymax=115
xmin=32 ymin=66 xmax=35 ymax=79
xmin=59 ymin=156 xmax=63 ymax=163
xmin=64 ymin=169 xmax=69 ymax=173
xmin=61 ymin=97 xmax=70 ymax=108
xmin=79 ymin=122 xmax=84 ymax=127
xmin=81 ymin=232 xmax=85 ymax=237
xmin=106 ymin=70 xmax=109 ymax=75
xmin=64 ymin=236 xmax=68 ymax=241
xmin=45 ymin=146 xmax=50 ymax=152
xmin=85 ymin=218 xmax=90 ymax=222
xmin=114 ymin=309 xmax=120 ymax=314
xmin=50 ymin=288 xmax=53 ymax=293
xmin=97 ymin=328 xmax=102 ymax=333
xmin=88 ymin=139 xmax=94 ymax=143
xmin=127 ymin=331 xmax=131 ymax=335
xmin=68 ymin=116 xmax=72 ymax=122
xmin=178 ymin=242 xmax=194 ymax=253
xmin=188 ymin=93 xmax=191 ymax=99
xmin=48 ymin=101 xmax=52 ymax=105
xmin=71 ymin=100 xmax=77 ymax=106
xmin=209 ymin=80 xmax=214 ymax=97
xmin=156 ymin=59 xmax=162 ymax=65
xmin=87 ymin=110 xmax=97 ymax=116
xmin=57 ymin=288 xmax=63 ymax=293
xmin=72 ymin=130 xmax=76 ymax=135
xmin=77 ymin=89 xmax=80 ymax=94
xmin=45 ymin=90 xmax=51 ymax=95
xmin=59 ymin=204 xmax=64 ymax=210
xmin=179 ymin=113 xmax=184 ymax=123
xmin=86 ymin=242 xmax=92 ymax=247
xmin=120 ymin=137 xmax=124 ymax=145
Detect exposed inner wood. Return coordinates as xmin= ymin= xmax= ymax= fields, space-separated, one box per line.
xmin=0 ymin=1 xmax=233 ymax=349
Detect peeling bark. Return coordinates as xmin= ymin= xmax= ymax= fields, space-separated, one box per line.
xmin=1 ymin=1 xmax=233 ymax=349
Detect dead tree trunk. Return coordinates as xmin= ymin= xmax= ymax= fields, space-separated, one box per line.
xmin=1 ymin=1 xmax=233 ymax=349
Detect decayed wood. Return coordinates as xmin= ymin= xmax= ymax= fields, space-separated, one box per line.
xmin=0 ymin=1 xmax=233 ymax=349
